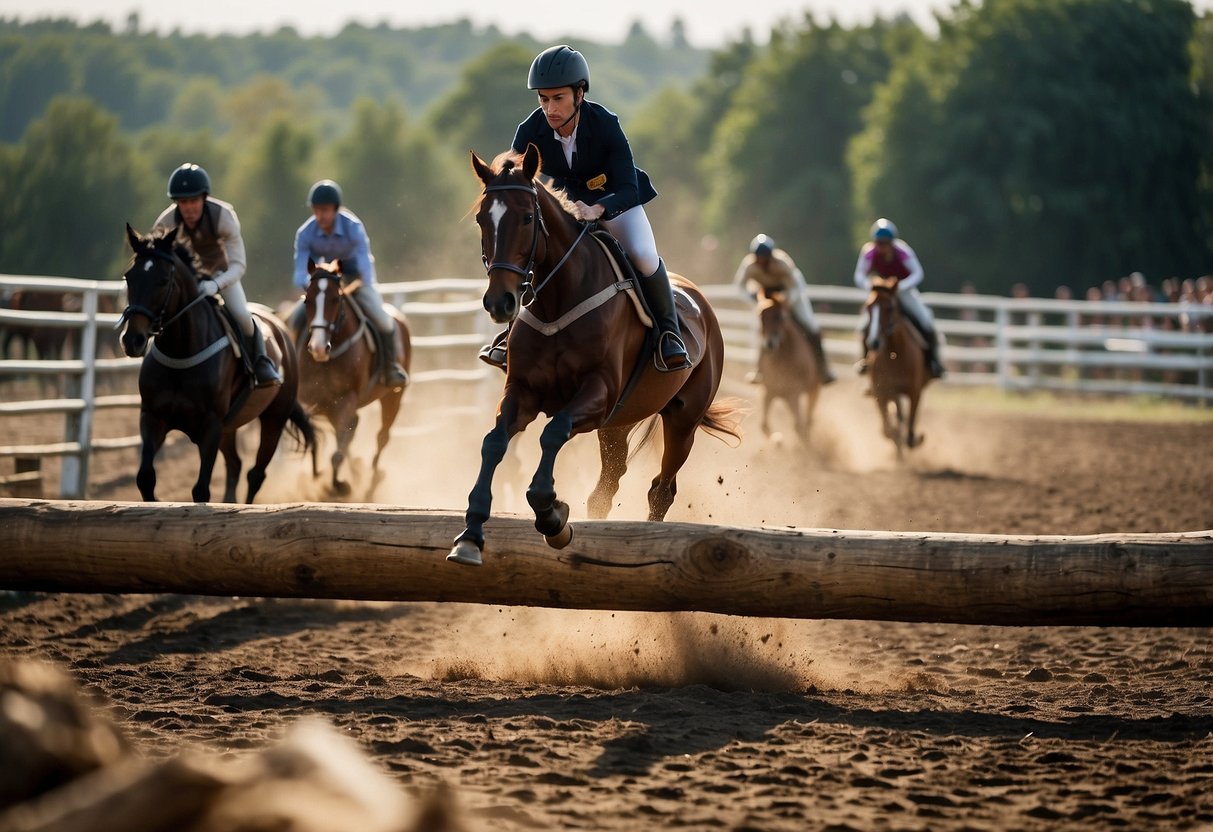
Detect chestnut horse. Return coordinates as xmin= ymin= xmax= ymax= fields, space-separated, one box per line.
xmin=864 ymin=277 xmax=928 ymax=456
xmin=448 ymin=146 xmax=740 ymax=566
xmin=298 ymin=259 xmax=411 ymax=497
xmin=756 ymin=291 xmax=821 ymax=444
xmin=121 ymin=224 xmax=314 ymax=502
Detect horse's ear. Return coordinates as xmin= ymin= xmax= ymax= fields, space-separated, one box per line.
xmin=470 ymin=151 xmax=493 ymax=185
xmin=522 ymin=143 xmax=541 ymax=181
xmin=162 ymin=226 xmax=178 ymax=246
xmin=125 ymin=222 xmax=141 ymax=251
xmin=307 ymin=258 xmax=316 ymax=275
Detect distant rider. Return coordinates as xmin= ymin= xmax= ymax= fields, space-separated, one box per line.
xmin=853 ymin=219 xmax=944 ymax=378
xmin=153 ymin=163 xmax=281 ymax=388
xmin=288 ymin=180 xmax=408 ymax=389
xmin=734 ymin=234 xmax=836 ymax=384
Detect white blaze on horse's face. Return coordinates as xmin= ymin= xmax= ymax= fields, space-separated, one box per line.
xmin=867 ymin=306 xmax=881 ymax=350
xmin=487 ymin=198 xmax=508 ymax=265
xmin=308 ymin=277 xmax=331 ymax=361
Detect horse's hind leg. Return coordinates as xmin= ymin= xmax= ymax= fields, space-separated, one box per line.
xmin=368 ymin=389 xmax=403 ymax=499
xmin=136 ymin=414 xmax=169 ymax=502
xmin=647 ymin=408 xmax=701 ymax=522
xmin=220 ymin=430 xmax=242 ymax=503
xmin=527 ymin=411 xmax=576 ymax=546
xmin=587 ymin=426 xmax=630 ymax=520
xmin=906 ymin=390 xmax=924 ymax=449
xmin=245 ymin=415 xmax=288 ymax=504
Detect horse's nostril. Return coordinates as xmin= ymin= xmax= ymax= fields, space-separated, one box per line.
xmin=503 ymin=293 xmax=517 ymax=314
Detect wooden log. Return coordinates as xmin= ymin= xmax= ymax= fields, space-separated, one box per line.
xmin=0 ymin=499 xmax=1210 ymax=627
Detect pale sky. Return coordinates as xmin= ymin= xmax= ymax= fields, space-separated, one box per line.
xmin=3 ymin=0 xmax=957 ymax=45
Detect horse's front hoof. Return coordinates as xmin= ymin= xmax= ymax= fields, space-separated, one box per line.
xmin=545 ymin=523 xmax=573 ymax=550
xmin=447 ymin=540 xmax=483 ymax=566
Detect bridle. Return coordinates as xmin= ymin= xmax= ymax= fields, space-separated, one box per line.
xmin=119 ymin=247 xmax=208 ymax=336
xmin=480 ymin=181 xmax=593 ymax=304
xmin=307 ymin=274 xmax=351 ymax=348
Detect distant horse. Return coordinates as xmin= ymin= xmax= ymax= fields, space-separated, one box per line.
xmin=448 ymin=146 xmax=741 ymax=566
xmin=756 ymin=291 xmax=821 ymax=444
xmin=864 ymin=277 xmax=928 ymax=456
xmin=2 ymin=290 xmax=73 ymax=361
xmin=120 ymin=224 xmax=315 ymax=502
xmin=299 ymin=259 xmax=411 ymax=498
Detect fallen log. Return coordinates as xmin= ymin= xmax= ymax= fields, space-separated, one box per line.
xmin=0 ymin=499 xmax=1210 ymax=627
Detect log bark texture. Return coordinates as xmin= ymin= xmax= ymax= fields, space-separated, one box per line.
xmin=1 ymin=499 xmax=1211 ymax=626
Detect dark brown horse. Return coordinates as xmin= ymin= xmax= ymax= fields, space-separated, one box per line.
xmin=448 ymin=146 xmax=740 ymax=566
xmin=756 ymin=291 xmax=821 ymax=444
xmin=864 ymin=277 xmax=928 ymax=456
xmin=120 ymin=224 xmax=314 ymax=502
xmin=298 ymin=259 xmax=411 ymax=498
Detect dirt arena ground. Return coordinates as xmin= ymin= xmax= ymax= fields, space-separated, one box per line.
xmin=3 ymin=377 xmax=1213 ymax=829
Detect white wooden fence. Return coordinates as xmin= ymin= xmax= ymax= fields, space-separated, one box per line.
xmin=2 ymin=274 xmax=1210 ymax=498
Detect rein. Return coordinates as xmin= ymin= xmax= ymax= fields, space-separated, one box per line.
xmin=118 ymin=248 xmax=209 ymax=336
xmin=308 ymin=278 xmax=368 ymax=359
xmin=480 ymin=181 xmax=591 ymax=304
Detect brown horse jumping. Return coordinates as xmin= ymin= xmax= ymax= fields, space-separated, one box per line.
xmin=121 ymin=224 xmax=314 ymax=502
xmin=448 ymin=146 xmax=740 ymax=565
xmin=756 ymin=291 xmax=822 ymax=444
xmin=864 ymin=277 xmax=929 ymax=456
xmin=298 ymin=259 xmax=411 ymax=498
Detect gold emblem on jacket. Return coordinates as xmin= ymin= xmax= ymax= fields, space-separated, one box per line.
xmin=586 ymin=173 xmax=607 ymax=191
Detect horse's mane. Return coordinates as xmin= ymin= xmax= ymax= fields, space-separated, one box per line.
xmin=472 ymin=150 xmax=580 ymax=223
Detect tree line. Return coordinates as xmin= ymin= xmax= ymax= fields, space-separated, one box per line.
xmin=1 ymin=0 xmax=1210 ymax=302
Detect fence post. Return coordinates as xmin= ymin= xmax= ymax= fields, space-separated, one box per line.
xmin=995 ymin=304 xmax=1010 ymax=391
xmin=59 ymin=285 xmax=98 ymax=499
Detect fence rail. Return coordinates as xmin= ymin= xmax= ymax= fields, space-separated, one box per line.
xmin=3 ymin=273 xmax=1210 ymax=498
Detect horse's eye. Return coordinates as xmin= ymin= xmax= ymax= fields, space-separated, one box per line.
xmin=523 ymin=214 xmax=534 ymax=226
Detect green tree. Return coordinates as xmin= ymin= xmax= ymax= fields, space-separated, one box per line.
xmin=225 ymin=114 xmax=316 ymax=300
xmin=330 ymin=98 xmax=466 ymax=280
xmin=0 ymin=37 xmax=77 ymax=142
xmin=850 ymin=0 xmax=1212 ymax=294
xmin=0 ymin=97 xmax=152 ymax=277
xmin=703 ymin=18 xmax=913 ymax=284
xmin=428 ymin=41 xmax=537 ymax=159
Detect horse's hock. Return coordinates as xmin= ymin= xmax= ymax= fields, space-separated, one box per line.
xmin=1 ymin=499 xmax=1210 ymax=627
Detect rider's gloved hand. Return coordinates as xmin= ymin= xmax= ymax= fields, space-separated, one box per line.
xmin=198 ymin=279 xmax=220 ymax=297
xmin=573 ymin=200 xmax=605 ymax=222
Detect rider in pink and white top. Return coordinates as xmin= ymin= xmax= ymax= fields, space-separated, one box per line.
xmin=853 ymin=218 xmax=944 ymax=378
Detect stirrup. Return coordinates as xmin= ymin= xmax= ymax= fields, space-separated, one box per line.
xmin=253 ymin=359 xmax=282 ymax=389
xmin=654 ymin=331 xmax=690 ymax=373
xmin=478 ymin=344 xmax=507 ymax=371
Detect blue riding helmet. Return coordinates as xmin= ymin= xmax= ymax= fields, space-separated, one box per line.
xmin=750 ymin=233 xmax=775 ymax=257
xmin=870 ymin=218 xmax=898 ymax=241
xmin=308 ymin=179 xmax=343 ymax=207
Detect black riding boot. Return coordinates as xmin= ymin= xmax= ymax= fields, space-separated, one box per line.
xmin=640 ymin=260 xmax=690 ymax=372
xmin=376 ymin=329 xmax=409 ymax=389
xmin=923 ymin=329 xmax=945 ymax=379
xmin=247 ymin=326 xmax=282 ymax=388
xmin=478 ymin=328 xmax=508 ymax=372
xmin=856 ymin=332 xmax=870 ymax=375
xmin=799 ymin=321 xmax=836 ymax=384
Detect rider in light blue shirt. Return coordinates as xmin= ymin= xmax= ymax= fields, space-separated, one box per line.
xmin=288 ymin=180 xmax=408 ymax=388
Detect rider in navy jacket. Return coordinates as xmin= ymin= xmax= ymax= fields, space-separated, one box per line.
xmin=479 ymin=44 xmax=690 ymax=373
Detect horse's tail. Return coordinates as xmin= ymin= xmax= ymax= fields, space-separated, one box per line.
xmin=626 ymin=417 xmax=661 ymax=462
xmin=286 ymin=400 xmax=318 ymax=464
xmin=698 ymin=397 xmax=746 ymax=446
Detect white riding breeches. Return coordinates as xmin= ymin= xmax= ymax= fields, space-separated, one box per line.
xmin=898 ymin=287 xmax=936 ymax=334
xmin=789 ymin=289 xmax=820 ymax=334
xmin=351 ymin=283 xmax=397 ymax=336
xmin=220 ymin=282 xmax=255 ymax=337
xmin=601 ymin=204 xmax=661 ymax=277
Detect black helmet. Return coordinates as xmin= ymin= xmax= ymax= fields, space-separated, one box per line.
xmin=528 ymin=45 xmax=590 ymax=92
xmin=750 ymin=234 xmax=775 ymax=257
xmin=167 ymin=163 xmax=211 ymax=199
xmin=308 ymin=179 xmax=343 ymax=207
